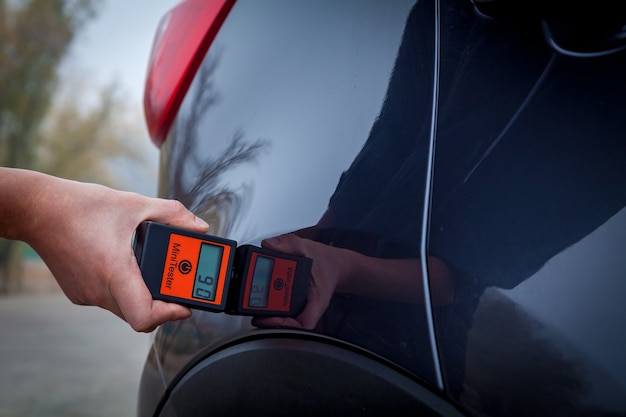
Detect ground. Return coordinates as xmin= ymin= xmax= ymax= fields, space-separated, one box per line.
xmin=0 ymin=260 xmax=150 ymax=417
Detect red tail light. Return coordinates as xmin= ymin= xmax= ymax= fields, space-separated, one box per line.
xmin=144 ymin=0 xmax=236 ymax=146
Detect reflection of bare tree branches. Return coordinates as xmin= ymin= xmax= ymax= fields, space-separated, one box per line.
xmin=185 ymin=132 xmax=267 ymax=235
xmin=164 ymin=50 xmax=269 ymax=236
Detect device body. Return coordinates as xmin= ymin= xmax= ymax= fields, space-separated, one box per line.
xmin=229 ymin=245 xmax=310 ymax=317
xmin=134 ymin=221 xmax=236 ymax=312
xmin=133 ymin=222 xmax=310 ymax=317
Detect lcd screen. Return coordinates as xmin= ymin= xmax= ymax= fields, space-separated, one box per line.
xmin=192 ymin=243 xmax=223 ymax=301
xmin=248 ymin=256 xmax=274 ymax=308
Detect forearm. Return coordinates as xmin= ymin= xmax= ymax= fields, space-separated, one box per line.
xmin=0 ymin=167 xmax=209 ymax=331
xmin=336 ymin=248 xmax=454 ymax=306
xmin=0 ymin=168 xmax=52 ymax=242
xmin=0 ymin=168 xmax=107 ymax=249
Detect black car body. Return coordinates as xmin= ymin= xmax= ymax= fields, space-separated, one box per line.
xmin=137 ymin=1 xmax=626 ymax=416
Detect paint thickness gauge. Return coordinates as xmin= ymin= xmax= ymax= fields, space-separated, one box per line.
xmin=133 ymin=221 xmax=310 ymax=317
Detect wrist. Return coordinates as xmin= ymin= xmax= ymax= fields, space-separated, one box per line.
xmin=0 ymin=169 xmax=49 ymax=242
xmin=332 ymin=246 xmax=361 ymax=294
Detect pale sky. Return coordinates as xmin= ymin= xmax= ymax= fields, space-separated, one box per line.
xmin=66 ymin=0 xmax=180 ymax=107
xmin=60 ymin=0 xmax=181 ymax=195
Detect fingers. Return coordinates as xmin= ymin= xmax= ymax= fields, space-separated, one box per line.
xmin=113 ymin=197 xmax=202 ymax=331
xmin=106 ymin=243 xmax=192 ymax=332
xmin=251 ymin=297 xmax=324 ymax=330
xmin=255 ymin=234 xmax=329 ymax=330
xmin=129 ymin=199 xmax=203 ymax=330
xmin=109 ymin=271 xmax=192 ymax=333
xmin=262 ymin=233 xmax=307 ymax=256
xmin=111 ymin=301 xmax=192 ymax=333
xmin=128 ymin=197 xmax=205 ymax=331
xmin=252 ymin=316 xmax=303 ymax=329
xmin=288 ymin=278 xmax=331 ymax=330
xmin=25 ymin=181 xmax=201 ymax=333
xmin=138 ymin=301 xmax=192 ymax=333
xmin=141 ymin=198 xmax=209 ymax=233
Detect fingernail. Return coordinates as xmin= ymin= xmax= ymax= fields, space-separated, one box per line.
xmin=195 ymin=216 xmax=209 ymax=228
xmin=264 ymin=236 xmax=281 ymax=247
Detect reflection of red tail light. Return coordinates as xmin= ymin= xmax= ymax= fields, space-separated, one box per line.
xmin=144 ymin=0 xmax=236 ymax=146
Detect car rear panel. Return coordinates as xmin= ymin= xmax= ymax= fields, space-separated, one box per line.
xmin=139 ymin=0 xmax=626 ymax=416
xmin=141 ymin=0 xmax=443 ymax=415
xmin=429 ymin=2 xmax=626 ymax=415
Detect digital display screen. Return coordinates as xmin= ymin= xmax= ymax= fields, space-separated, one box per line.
xmin=248 ymin=256 xmax=274 ymax=308
xmin=192 ymin=243 xmax=223 ymax=301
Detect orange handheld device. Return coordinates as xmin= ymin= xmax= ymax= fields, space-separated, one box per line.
xmin=228 ymin=245 xmax=310 ymax=317
xmin=133 ymin=222 xmax=310 ymax=317
xmin=133 ymin=221 xmax=236 ymax=312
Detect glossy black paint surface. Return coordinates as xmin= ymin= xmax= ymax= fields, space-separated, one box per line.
xmin=156 ymin=331 xmax=466 ymax=417
xmin=139 ymin=1 xmax=626 ymax=416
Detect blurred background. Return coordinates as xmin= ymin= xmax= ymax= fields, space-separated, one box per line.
xmin=0 ymin=0 xmax=179 ymax=415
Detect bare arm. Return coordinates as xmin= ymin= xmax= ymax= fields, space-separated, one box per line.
xmin=0 ymin=168 xmax=209 ymax=332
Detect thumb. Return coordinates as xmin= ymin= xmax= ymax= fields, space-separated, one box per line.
xmin=262 ymin=233 xmax=304 ymax=254
xmin=261 ymin=235 xmax=285 ymax=251
xmin=261 ymin=233 xmax=311 ymax=256
xmin=145 ymin=199 xmax=209 ymax=233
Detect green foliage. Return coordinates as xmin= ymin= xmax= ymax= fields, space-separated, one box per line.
xmin=0 ymin=0 xmax=107 ymax=293
xmin=0 ymin=0 xmax=102 ymax=169
xmin=36 ymin=79 xmax=148 ymax=188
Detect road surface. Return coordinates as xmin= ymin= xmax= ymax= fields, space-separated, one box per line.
xmin=0 ymin=262 xmax=150 ymax=417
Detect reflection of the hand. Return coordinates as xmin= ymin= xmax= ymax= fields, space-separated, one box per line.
xmin=251 ymin=231 xmax=454 ymax=330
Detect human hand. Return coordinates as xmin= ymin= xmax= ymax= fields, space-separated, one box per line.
xmin=249 ymin=230 xmax=454 ymax=331
xmin=21 ymin=175 xmax=208 ymax=332
xmin=252 ymin=233 xmax=350 ymax=330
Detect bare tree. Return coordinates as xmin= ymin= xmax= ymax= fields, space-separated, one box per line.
xmin=36 ymin=80 xmax=147 ymax=188
xmin=0 ymin=0 xmax=104 ymax=293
